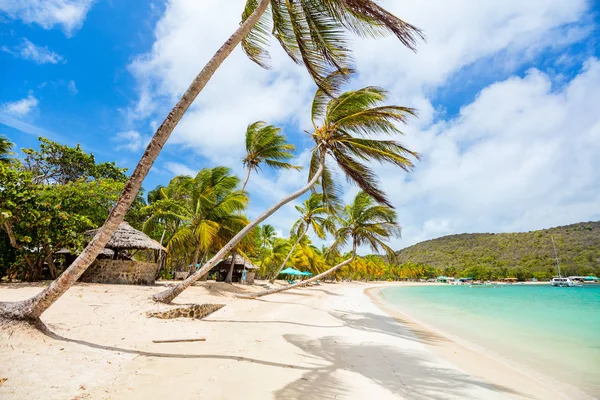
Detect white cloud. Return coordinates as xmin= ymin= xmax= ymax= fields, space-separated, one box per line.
xmin=126 ymin=0 xmax=598 ymax=252
xmin=2 ymin=38 xmax=65 ymax=64
xmin=114 ymin=130 xmax=150 ymax=152
xmin=1 ymin=94 xmax=39 ymax=116
xmin=381 ymin=59 xmax=600 ymax=248
xmin=0 ymin=0 xmax=94 ymax=36
xmin=67 ymin=80 xmax=78 ymax=94
xmin=164 ymin=162 xmax=197 ymax=177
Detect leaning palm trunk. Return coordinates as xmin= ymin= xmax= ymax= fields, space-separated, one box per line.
xmin=269 ymin=226 xmax=306 ymax=283
xmin=152 ymin=155 xmax=325 ymax=303
xmin=237 ymin=251 xmax=356 ymax=299
xmin=0 ymin=0 xmax=271 ymax=322
xmin=241 ymin=168 xmax=251 ymax=192
xmin=225 ymin=251 xmax=236 ymax=283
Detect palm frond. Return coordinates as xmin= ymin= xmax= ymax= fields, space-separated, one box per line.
xmin=242 ymin=0 xmax=273 ymax=68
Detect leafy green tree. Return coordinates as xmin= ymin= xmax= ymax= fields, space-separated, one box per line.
xmin=242 ymin=121 xmax=300 ymax=190
xmin=22 ymin=137 xmax=127 ymax=184
xmin=0 ymin=164 xmax=124 ymax=280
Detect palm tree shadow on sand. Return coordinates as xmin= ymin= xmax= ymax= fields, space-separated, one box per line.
xmin=275 ymin=334 xmax=531 ymax=400
xmin=328 ymin=309 xmax=449 ymax=346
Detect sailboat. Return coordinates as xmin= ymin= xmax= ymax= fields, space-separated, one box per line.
xmin=549 ymin=236 xmax=580 ymax=287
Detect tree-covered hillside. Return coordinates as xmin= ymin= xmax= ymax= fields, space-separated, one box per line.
xmin=395 ymin=221 xmax=600 ymax=280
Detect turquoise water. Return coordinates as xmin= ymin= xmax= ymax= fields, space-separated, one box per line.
xmin=382 ymin=285 xmax=600 ymax=397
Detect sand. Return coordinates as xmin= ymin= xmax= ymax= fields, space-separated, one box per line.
xmin=0 ymin=281 xmax=576 ymax=400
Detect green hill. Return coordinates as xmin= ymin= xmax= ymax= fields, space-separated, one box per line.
xmin=395 ymin=221 xmax=600 ymax=280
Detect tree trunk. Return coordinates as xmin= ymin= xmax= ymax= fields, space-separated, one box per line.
xmin=241 ymin=168 xmax=251 ymax=192
xmin=43 ymin=246 xmax=58 ymax=280
xmin=237 ymin=251 xmax=357 ymax=299
xmin=225 ymin=252 xmax=236 ymax=283
xmin=190 ymin=244 xmax=201 ymax=275
xmin=152 ymin=152 xmax=326 ymax=304
xmin=269 ymin=225 xmax=306 ymax=284
xmin=0 ymin=0 xmax=271 ymax=323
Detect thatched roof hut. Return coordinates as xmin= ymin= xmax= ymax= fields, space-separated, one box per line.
xmin=221 ymin=254 xmax=258 ymax=270
xmin=79 ymin=222 xmax=166 ymax=285
xmin=84 ymin=222 xmax=166 ymax=253
xmin=207 ymin=253 xmax=258 ymax=283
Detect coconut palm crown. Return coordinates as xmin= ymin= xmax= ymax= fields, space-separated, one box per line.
xmin=242 ymin=121 xmax=300 ymax=190
xmin=328 ymin=190 xmax=400 ymax=260
xmin=159 ymin=167 xmax=249 ymax=267
xmin=242 ymin=0 xmax=424 ymax=86
xmin=307 ymin=70 xmax=419 ymax=208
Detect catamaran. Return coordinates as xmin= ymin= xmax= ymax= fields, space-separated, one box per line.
xmin=550 ymin=236 xmax=581 ymax=287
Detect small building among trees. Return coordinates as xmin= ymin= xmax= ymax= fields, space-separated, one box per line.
xmin=210 ymin=254 xmax=258 ymax=284
xmin=79 ymin=222 xmax=167 ymax=285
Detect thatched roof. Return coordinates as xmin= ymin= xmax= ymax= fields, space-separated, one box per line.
xmin=219 ymin=253 xmax=258 ymax=270
xmin=85 ymin=222 xmax=167 ymax=253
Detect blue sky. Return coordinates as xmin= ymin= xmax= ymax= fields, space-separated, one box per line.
xmin=1 ymin=0 xmax=599 ymax=251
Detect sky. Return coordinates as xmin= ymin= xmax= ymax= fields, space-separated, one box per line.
xmin=1 ymin=0 xmax=599 ymax=253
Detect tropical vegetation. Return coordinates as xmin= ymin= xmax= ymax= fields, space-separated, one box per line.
xmin=0 ymin=0 xmax=423 ymax=322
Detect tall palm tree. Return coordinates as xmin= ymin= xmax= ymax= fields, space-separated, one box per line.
xmin=0 ymin=136 xmax=15 ymax=165
xmin=240 ymin=191 xmax=401 ymax=298
xmin=269 ymin=192 xmax=333 ymax=283
xmin=167 ymin=167 xmax=249 ymax=272
xmin=242 ymin=121 xmax=300 ymax=190
xmin=0 ymin=0 xmax=421 ymax=322
xmin=152 ymin=72 xmax=417 ymax=303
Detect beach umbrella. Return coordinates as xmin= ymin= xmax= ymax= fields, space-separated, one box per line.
xmin=279 ymin=267 xmax=303 ymax=275
xmin=300 ymin=271 xmax=313 ymax=276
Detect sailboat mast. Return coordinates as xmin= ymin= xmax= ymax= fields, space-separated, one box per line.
xmin=551 ymin=235 xmax=561 ymax=278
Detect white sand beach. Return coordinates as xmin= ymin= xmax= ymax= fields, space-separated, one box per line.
xmin=0 ymin=282 xmax=572 ymax=399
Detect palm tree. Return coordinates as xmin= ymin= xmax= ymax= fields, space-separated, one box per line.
xmin=0 ymin=136 xmax=15 ymax=165
xmin=167 ymin=167 xmax=248 ymax=273
xmin=151 ymin=72 xmax=417 ymax=303
xmin=242 ymin=121 xmax=300 ymax=190
xmin=0 ymin=1 xmax=421 ymax=322
xmin=239 ymin=191 xmax=401 ymax=298
xmin=143 ymin=175 xmax=195 ymax=246
xmin=259 ymin=224 xmax=276 ymax=250
xmin=269 ymin=192 xmax=333 ymax=283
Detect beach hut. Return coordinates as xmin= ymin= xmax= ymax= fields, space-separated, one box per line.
xmin=79 ymin=222 xmax=167 ymax=285
xmin=210 ymin=254 xmax=258 ymax=283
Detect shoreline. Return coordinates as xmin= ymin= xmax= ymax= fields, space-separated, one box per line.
xmin=0 ymin=281 xmax=594 ymax=399
xmin=366 ymin=284 xmax=595 ymax=400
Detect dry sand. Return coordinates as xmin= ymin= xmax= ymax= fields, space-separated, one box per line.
xmin=0 ymin=281 xmax=576 ymax=399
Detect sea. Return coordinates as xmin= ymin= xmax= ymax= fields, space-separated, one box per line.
xmin=382 ymin=284 xmax=600 ymax=398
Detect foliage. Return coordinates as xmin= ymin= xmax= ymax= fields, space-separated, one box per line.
xmin=0 ymin=138 xmax=136 ymax=280
xmin=0 ymin=135 xmax=16 ymax=165
xmin=307 ymin=70 xmax=419 ymax=208
xmin=241 ymin=0 xmax=423 ymax=85
xmin=145 ymin=167 xmax=249 ymax=273
xmin=393 ymin=222 xmax=600 ymax=280
xmin=22 ymin=137 xmax=127 ymax=184
xmin=329 ymin=191 xmax=401 ymax=259
xmin=242 ymin=121 xmax=300 ymax=189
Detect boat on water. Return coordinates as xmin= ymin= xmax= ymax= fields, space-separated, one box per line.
xmin=550 ymin=277 xmax=580 ymax=287
xmin=550 ymin=236 xmax=582 ymax=287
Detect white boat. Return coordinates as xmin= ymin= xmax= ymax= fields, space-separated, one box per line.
xmin=550 ymin=236 xmax=582 ymax=287
xmin=550 ymin=277 xmax=579 ymax=287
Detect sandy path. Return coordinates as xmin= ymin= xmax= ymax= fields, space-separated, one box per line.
xmin=0 ymin=282 xmax=570 ymax=399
